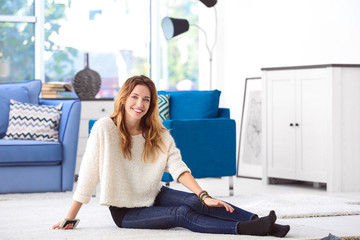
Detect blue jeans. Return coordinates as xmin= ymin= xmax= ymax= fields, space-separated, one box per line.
xmin=118 ymin=186 xmax=255 ymax=235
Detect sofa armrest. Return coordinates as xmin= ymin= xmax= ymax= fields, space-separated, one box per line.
xmin=162 ymin=118 xmax=236 ymax=182
xmin=39 ymin=99 xmax=80 ymax=142
xmin=39 ymin=99 xmax=81 ymax=191
xmin=217 ymin=108 xmax=230 ymax=118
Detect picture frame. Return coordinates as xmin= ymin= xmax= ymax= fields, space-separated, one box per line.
xmin=237 ymin=77 xmax=262 ymax=179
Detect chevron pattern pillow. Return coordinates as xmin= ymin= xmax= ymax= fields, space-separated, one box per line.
xmin=158 ymin=94 xmax=170 ymax=122
xmin=4 ymin=99 xmax=63 ymax=142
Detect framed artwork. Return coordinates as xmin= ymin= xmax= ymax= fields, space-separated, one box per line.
xmin=237 ymin=77 xmax=262 ymax=179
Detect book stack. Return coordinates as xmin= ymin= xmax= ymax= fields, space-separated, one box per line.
xmin=41 ymin=83 xmax=74 ymax=99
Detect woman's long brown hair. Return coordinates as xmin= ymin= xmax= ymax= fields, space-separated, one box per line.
xmin=109 ymin=75 xmax=167 ymax=162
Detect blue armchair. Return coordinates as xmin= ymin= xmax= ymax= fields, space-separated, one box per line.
xmin=0 ymin=80 xmax=81 ymax=193
xmin=161 ymin=109 xmax=236 ymax=179
xmin=158 ymin=91 xmax=236 ymax=195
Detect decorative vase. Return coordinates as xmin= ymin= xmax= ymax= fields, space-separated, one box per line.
xmin=72 ymin=53 xmax=101 ymax=100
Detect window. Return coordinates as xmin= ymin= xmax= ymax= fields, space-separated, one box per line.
xmin=1 ymin=0 xmax=201 ymax=93
xmin=0 ymin=0 xmax=36 ymax=83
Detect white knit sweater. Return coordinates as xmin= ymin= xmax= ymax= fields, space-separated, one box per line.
xmin=73 ymin=117 xmax=190 ymax=208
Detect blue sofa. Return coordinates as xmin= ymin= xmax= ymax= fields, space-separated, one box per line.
xmin=0 ymin=80 xmax=81 ymax=193
xmin=89 ymin=90 xmax=236 ymax=194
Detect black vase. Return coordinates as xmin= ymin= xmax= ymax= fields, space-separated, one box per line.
xmin=72 ymin=53 xmax=101 ymax=100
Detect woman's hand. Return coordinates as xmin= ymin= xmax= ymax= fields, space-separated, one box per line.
xmin=203 ymin=197 xmax=234 ymax=213
xmin=52 ymin=221 xmax=74 ymax=230
xmin=53 ymin=201 xmax=83 ymax=230
xmin=176 ymin=172 xmax=234 ymax=213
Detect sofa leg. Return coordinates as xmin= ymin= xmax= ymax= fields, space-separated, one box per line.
xmin=91 ymin=184 xmax=97 ymax=197
xmin=228 ymin=176 xmax=234 ymax=196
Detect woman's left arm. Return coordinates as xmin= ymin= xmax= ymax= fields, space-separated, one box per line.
xmin=177 ymin=171 xmax=234 ymax=212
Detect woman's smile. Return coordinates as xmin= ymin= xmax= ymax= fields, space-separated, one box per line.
xmin=125 ymin=85 xmax=151 ymax=122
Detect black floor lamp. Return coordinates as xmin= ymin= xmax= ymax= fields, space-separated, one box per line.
xmin=161 ymin=0 xmax=218 ymax=90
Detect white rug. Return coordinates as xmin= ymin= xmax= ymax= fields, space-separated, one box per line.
xmin=1 ymin=192 xmax=360 ymax=240
xmin=220 ymin=193 xmax=360 ymax=219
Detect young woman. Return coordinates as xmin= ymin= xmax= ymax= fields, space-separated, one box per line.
xmin=53 ymin=75 xmax=290 ymax=237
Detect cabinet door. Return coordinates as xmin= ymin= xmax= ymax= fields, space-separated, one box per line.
xmin=295 ymin=69 xmax=329 ymax=182
xmin=266 ymin=71 xmax=297 ymax=179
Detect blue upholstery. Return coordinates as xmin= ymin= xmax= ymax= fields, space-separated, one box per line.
xmin=0 ymin=79 xmax=42 ymax=103
xmin=161 ymin=114 xmax=236 ymax=182
xmin=89 ymin=90 xmax=236 ymax=186
xmin=158 ymin=90 xmax=221 ymax=119
xmin=0 ymin=140 xmax=62 ymax=165
xmin=89 ymin=119 xmax=96 ymax=134
xmin=159 ymin=90 xmax=236 ymax=183
xmin=0 ymin=87 xmax=30 ymax=138
xmin=1 ymin=165 xmax=62 ymax=193
xmin=0 ymin=80 xmax=81 ymax=193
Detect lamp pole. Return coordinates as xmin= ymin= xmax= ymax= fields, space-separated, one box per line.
xmin=191 ymin=7 xmax=217 ymax=90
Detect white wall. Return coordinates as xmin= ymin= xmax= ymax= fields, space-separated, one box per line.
xmin=210 ymin=0 xmax=360 ymax=157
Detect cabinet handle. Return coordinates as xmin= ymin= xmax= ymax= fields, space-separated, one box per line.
xmin=295 ymin=123 xmax=299 ymax=127
xmin=101 ymin=108 xmax=106 ymax=112
xmin=290 ymin=123 xmax=294 ymax=127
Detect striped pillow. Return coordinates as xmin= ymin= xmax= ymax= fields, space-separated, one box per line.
xmin=158 ymin=94 xmax=170 ymax=122
xmin=4 ymin=99 xmax=63 ymax=142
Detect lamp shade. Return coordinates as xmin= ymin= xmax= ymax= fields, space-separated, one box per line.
xmin=199 ymin=0 xmax=217 ymax=7
xmin=161 ymin=17 xmax=190 ymax=40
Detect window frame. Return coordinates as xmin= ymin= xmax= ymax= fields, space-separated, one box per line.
xmin=0 ymin=0 xmax=44 ymax=82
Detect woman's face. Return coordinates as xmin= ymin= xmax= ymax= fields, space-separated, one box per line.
xmin=124 ymin=84 xmax=151 ymax=122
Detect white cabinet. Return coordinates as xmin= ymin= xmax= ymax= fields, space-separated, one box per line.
xmin=262 ymin=64 xmax=360 ymax=192
xmin=75 ymin=100 xmax=114 ymax=176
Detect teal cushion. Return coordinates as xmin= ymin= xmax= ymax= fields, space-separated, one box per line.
xmin=158 ymin=94 xmax=170 ymax=122
xmin=158 ymin=90 xmax=221 ymax=119
xmin=0 ymin=87 xmax=30 ymax=138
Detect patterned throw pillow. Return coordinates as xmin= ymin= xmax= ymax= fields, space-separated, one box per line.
xmin=158 ymin=94 xmax=170 ymax=122
xmin=4 ymin=99 xmax=63 ymax=142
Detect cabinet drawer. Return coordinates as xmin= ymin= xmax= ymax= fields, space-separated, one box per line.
xmin=81 ymin=101 xmax=114 ymax=119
